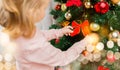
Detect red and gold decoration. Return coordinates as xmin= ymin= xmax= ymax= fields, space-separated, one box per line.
xmin=70 ymin=20 xmax=91 ymax=37
xmin=50 ymin=0 xmax=120 ymax=69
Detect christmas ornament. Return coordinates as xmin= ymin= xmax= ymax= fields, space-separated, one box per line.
xmin=65 ymin=11 xmax=72 ymax=20
xmin=111 ymin=30 xmax=119 ymax=38
xmin=110 ymin=26 xmax=114 ymax=31
xmin=61 ymin=21 xmax=70 ymax=27
xmin=99 ymin=25 xmax=110 ymax=37
xmin=114 ymin=52 xmax=120 ymax=60
xmin=81 ymin=20 xmax=91 ymax=36
xmin=90 ymin=22 xmax=100 ymax=31
xmin=66 ymin=0 xmax=82 ymax=7
xmin=55 ymin=4 xmax=61 ymax=10
xmin=93 ymin=52 xmax=101 ymax=60
xmin=82 ymin=50 xmax=88 ymax=56
xmin=111 ymin=0 xmax=120 ymax=4
xmin=117 ymin=1 xmax=120 ymax=6
xmin=96 ymin=42 xmax=104 ymax=51
xmin=94 ymin=1 xmax=109 ymax=14
xmin=109 ymin=30 xmax=119 ymax=41
xmin=107 ymin=40 xmax=114 ymax=48
xmin=70 ymin=20 xmax=91 ymax=37
xmin=98 ymin=66 xmax=110 ymax=70
xmin=107 ymin=51 xmax=115 ymax=62
xmin=61 ymin=4 xmax=67 ymax=11
xmin=84 ymin=1 xmax=91 ymax=9
xmin=55 ymin=39 xmax=60 ymax=44
xmin=94 ymin=57 xmax=101 ymax=62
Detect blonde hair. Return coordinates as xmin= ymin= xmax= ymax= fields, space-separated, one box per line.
xmin=0 ymin=0 xmax=44 ymax=39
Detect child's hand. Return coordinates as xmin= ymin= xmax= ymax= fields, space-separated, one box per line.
xmin=61 ymin=26 xmax=73 ymax=36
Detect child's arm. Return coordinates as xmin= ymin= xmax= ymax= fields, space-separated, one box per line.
xmin=41 ymin=26 xmax=73 ymax=41
xmin=25 ymin=38 xmax=87 ymax=66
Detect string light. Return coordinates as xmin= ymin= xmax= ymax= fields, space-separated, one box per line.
xmin=96 ymin=42 xmax=104 ymax=51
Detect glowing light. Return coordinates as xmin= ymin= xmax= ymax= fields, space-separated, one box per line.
xmin=4 ymin=53 xmax=13 ymax=62
xmin=86 ymin=53 xmax=93 ymax=61
xmin=114 ymin=52 xmax=120 ymax=60
xmin=86 ymin=44 xmax=94 ymax=52
xmin=5 ymin=42 xmax=17 ymax=54
xmin=0 ymin=32 xmax=10 ymax=46
xmin=93 ymin=52 xmax=101 ymax=59
xmin=0 ymin=54 xmax=3 ymax=62
xmin=107 ymin=40 xmax=114 ymax=48
xmin=107 ymin=51 xmax=115 ymax=62
xmin=86 ymin=33 xmax=99 ymax=45
xmin=96 ymin=42 xmax=104 ymax=51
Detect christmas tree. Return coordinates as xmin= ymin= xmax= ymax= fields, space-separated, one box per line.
xmin=50 ymin=0 xmax=120 ymax=70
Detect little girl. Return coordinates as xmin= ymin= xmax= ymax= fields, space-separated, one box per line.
xmin=0 ymin=0 xmax=89 ymax=70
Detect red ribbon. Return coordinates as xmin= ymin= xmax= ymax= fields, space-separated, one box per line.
xmin=98 ymin=66 xmax=110 ymax=70
xmin=70 ymin=20 xmax=90 ymax=37
xmin=66 ymin=0 xmax=82 ymax=7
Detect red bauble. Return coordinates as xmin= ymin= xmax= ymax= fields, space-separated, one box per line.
xmin=66 ymin=0 xmax=82 ymax=7
xmin=107 ymin=55 xmax=115 ymax=63
xmin=55 ymin=4 xmax=61 ymax=10
xmin=94 ymin=1 xmax=109 ymax=14
xmin=98 ymin=66 xmax=110 ymax=70
xmin=55 ymin=39 xmax=60 ymax=44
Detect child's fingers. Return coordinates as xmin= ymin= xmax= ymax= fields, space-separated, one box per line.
xmin=66 ymin=26 xmax=73 ymax=30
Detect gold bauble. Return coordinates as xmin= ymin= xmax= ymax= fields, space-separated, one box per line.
xmin=111 ymin=0 xmax=120 ymax=4
xmin=90 ymin=22 xmax=100 ymax=31
xmin=65 ymin=11 xmax=72 ymax=20
xmin=111 ymin=30 xmax=119 ymax=38
xmin=61 ymin=21 xmax=70 ymax=27
xmin=99 ymin=25 xmax=110 ymax=37
xmin=61 ymin=4 xmax=67 ymax=11
xmin=109 ymin=30 xmax=119 ymax=42
xmin=84 ymin=2 xmax=91 ymax=9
